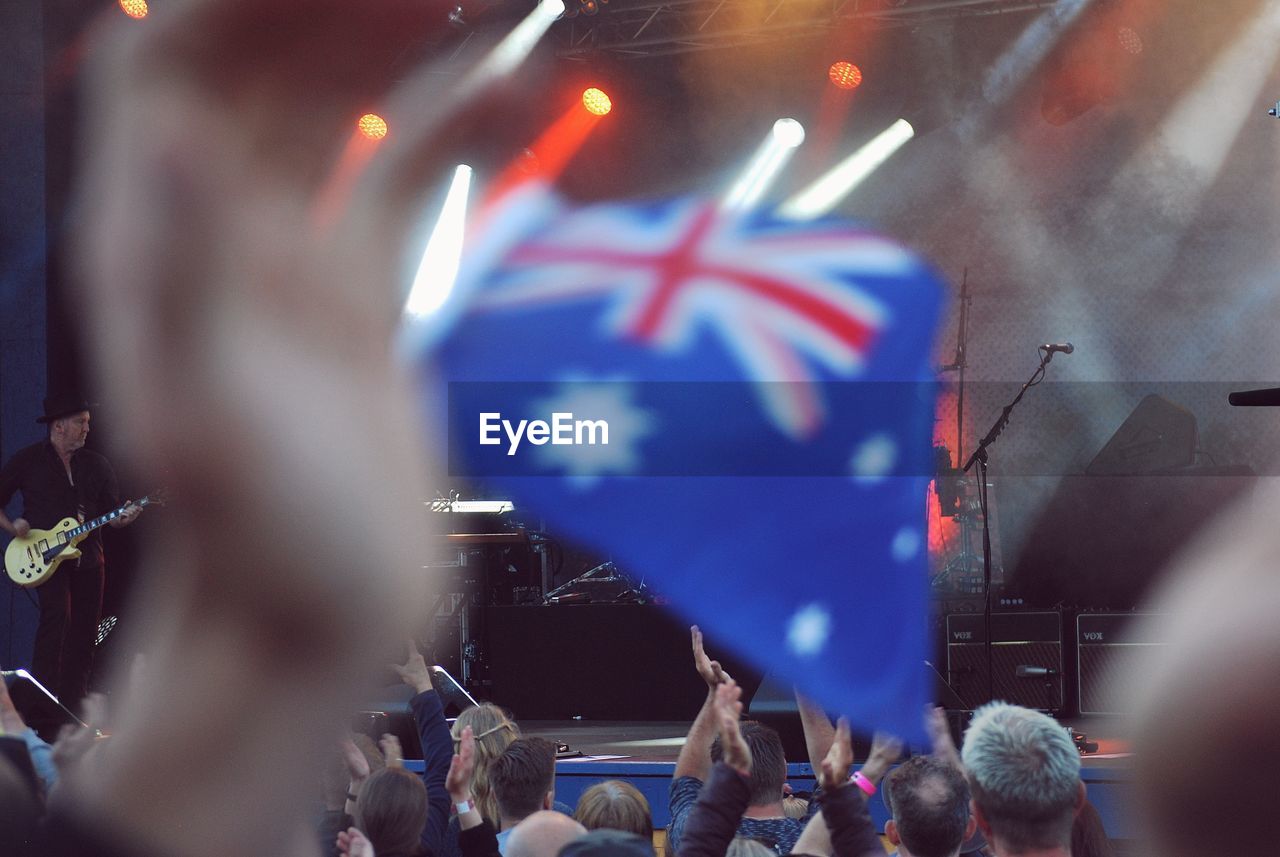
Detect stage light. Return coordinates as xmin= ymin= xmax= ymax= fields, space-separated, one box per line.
xmin=582 ymin=88 xmax=612 ymax=116
xmin=778 ymin=118 xmax=914 ymax=220
xmin=828 ymin=61 xmax=862 ymax=91
xmin=118 ymin=0 xmax=148 ymax=19
xmin=1116 ymin=26 xmax=1143 ymax=55
xmin=721 ymin=118 xmax=806 ymax=213
xmin=357 ymin=113 xmax=389 ymax=140
xmin=772 ymin=118 xmax=806 ymax=148
xmin=405 ymin=165 xmax=473 ymax=318
xmin=472 ymin=0 xmax=565 ymax=82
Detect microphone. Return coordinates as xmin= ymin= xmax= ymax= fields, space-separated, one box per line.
xmin=1038 ymin=342 xmax=1074 ymax=355
xmin=1015 ymin=665 xmax=1058 ymax=678
xmin=1229 ymin=387 xmax=1280 ymax=407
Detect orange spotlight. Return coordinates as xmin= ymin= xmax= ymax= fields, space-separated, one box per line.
xmin=357 ymin=113 xmax=389 ymax=140
xmin=118 ymin=0 xmax=148 ymax=19
xmin=828 ymin=61 xmax=862 ymax=91
xmin=582 ymin=87 xmax=612 ymax=116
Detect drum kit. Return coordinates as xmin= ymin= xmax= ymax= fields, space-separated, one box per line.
xmin=930 ymin=443 xmax=1002 ymax=600
xmin=931 ymin=270 xmax=1003 ymax=603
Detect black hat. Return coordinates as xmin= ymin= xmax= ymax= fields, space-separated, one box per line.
xmin=558 ymin=830 xmax=655 ymax=857
xmin=36 ymin=394 xmax=93 ymax=424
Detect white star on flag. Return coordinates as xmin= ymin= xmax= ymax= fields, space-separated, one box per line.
xmin=850 ymin=432 xmax=898 ymax=483
xmin=787 ymin=603 xmax=833 ymax=657
xmin=530 ymin=380 xmax=655 ymax=483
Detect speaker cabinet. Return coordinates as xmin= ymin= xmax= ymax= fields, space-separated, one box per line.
xmin=946 ymin=612 xmax=1063 ymax=712
xmin=1077 ymin=613 xmax=1164 ymax=715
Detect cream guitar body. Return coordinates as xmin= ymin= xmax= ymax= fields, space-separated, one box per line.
xmin=5 ymin=493 xmax=162 ymax=588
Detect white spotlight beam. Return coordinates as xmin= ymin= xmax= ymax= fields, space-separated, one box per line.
xmin=721 ymin=118 xmax=806 ymax=214
xmin=977 ymin=0 xmax=1093 ymax=110
xmin=405 ymin=164 xmax=474 ymax=318
xmin=471 ymin=0 xmax=566 ymax=84
xmin=777 ymin=119 xmax=914 ymax=221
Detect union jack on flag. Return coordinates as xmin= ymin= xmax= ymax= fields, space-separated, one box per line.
xmin=422 ymin=185 xmax=945 ymax=742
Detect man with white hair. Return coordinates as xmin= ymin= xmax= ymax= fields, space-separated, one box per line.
xmin=959 ymin=703 xmax=1084 ymax=857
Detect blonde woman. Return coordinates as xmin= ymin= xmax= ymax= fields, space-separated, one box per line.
xmin=439 ymin=704 xmax=519 ymax=857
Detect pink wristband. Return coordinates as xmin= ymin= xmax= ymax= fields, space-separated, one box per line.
xmin=851 ymin=770 xmax=876 ymax=796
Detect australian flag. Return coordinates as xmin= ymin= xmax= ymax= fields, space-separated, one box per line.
xmin=418 ymin=185 xmax=944 ymax=743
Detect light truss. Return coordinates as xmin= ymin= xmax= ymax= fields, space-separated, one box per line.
xmin=548 ymin=0 xmax=1062 ymax=59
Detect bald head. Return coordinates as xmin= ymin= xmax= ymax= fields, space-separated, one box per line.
xmin=883 ymin=756 xmax=970 ymax=857
xmin=505 ymin=811 xmax=587 ymax=857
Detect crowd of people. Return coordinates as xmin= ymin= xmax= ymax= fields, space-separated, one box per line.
xmin=1 ymin=623 xmax=1131 ymax=857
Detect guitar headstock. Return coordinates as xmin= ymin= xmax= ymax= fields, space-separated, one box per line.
xmin=143 ymin=488 xmax=170 ymax=508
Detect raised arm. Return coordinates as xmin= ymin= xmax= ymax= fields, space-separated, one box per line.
xmin=668 ymin=626 xmax=734 ymax=855
xmin=448 ymin=726 xmax=501 ymax=857
xmin=673 ymin=626 xmax=731 ymax=781
xmin=925 ymin=705 xmax=963 ymax=770
xmin=858 ymin=730 xmax=903 ymax=793
xmin=43 ymin=0 xmax=527 ymax=852
xmin=793 ymin=719 xmax=899 ymax=857
xmin=398 ymin=641 xmax=452 ymax=856
xmin=677 ymin=680 xmax=754 ymax=857
xmin=795 ymin=689 xmax=837 ymax=775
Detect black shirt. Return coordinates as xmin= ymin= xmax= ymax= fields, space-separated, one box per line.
xmin=0 ymin=440 xmax=121 ymax=567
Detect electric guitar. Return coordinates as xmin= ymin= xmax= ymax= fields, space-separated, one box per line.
xmin=5 ymin=492 xmax=165 ymax=588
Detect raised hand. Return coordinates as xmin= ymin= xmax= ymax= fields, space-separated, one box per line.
xmin=341 ymin=738 xmax=372 ymax=786
xmin=691 ymin=625 xmax=731 ymax=689
xmin=861 ymin=730 xmax=904 ymax=786
xmin=393 ymin=640 xmax=434 ymax=695
xmin=713 ymin=678 xmax=751 ymax=776
xmin=379 ymin=733 xmax=405 ymax=769
xmin=446 ymin=725 xmax=476 ymax=801
xmin=819 ymin=717 xmax=854 ymax=792
xmin=337 ymin=826 xmax=377 ymax=857
xmin=925 ymin=705 xmax=963 ymax=770
xmin=54 ymin=2 xmax=531 ymax=855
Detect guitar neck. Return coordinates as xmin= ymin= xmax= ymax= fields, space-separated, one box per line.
xmin=68 ymin=497 xmax=150 ymax=540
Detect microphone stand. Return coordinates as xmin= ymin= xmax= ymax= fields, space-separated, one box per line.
xmin=2 ymin=669 xmax=93 ymax=732
xmin=935 ymin=272 xmax=975 ymax=701
xmin=962 ymin=348 xmax=1054 ymax=706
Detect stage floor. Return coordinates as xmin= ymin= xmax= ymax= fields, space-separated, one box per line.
xmin=518 ymin=717 xmax=1131 ymax=762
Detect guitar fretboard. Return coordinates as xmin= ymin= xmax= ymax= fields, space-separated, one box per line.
xmin=64 ymin=497 xmax=151 ymax=541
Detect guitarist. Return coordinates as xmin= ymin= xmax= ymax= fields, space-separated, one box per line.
xmin=0 ymin=393 xmax=142 ymax=718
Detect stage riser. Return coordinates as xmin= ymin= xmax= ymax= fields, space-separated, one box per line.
xmin=485 ymin=605 xmax=760 ymax=721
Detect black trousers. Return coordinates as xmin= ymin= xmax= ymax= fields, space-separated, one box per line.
xmin=32 ymin=557 xmax=104 ymax=709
